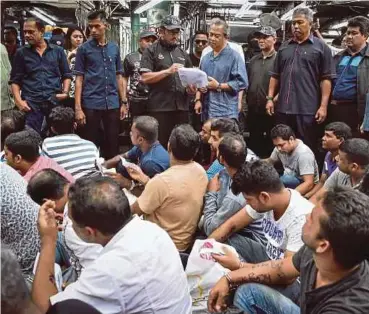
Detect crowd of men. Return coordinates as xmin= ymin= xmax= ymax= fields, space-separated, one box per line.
xmin=1 ymin=5 xmax=369 ymax=314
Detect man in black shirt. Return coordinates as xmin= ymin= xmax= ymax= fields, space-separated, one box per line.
xmin=208 ymin=187 xmax=369 ymax=314
xmin=122 ymin=30 xmax=158 ymax=118
xmin=189 ymin=30 xmax=208 ymax=68
xmin=140 ymin=15 xmax=195 ymax=146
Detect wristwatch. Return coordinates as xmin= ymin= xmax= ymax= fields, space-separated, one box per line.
xmin=216 ymin=83 xmax=222 ymax=93
xmin=266 ymin=96 xmax=274 ymax=102
xmin=121 ymin=99 xmax=128 ymax=105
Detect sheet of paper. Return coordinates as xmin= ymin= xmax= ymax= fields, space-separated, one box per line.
xmin=178 ymin=67 xmax=208 ymax=88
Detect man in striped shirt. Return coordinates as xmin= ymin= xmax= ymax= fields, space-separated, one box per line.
xmin=42 ymin=107 xmax=101 ymax=180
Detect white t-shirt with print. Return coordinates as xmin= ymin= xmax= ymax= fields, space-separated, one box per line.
xmin=246 ymin=189 xmax=314 ymax=260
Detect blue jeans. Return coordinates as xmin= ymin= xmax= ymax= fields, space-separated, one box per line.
xmin=55 ymin=231 xmax=71 ymax=268
xmin=234 ymin=283 xmax=300 ymax=314
xmin=280 ymin=174 xmax=302 ymax=189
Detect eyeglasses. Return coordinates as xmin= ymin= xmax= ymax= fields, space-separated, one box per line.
xmin=195 ymin=40 xmax=208 ymax=45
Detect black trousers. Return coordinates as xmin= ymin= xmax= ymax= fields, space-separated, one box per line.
xmin=79 ymin=108 xmax=120 ymax=159
xmin=148 ymin=111 xmax=189 ymax=147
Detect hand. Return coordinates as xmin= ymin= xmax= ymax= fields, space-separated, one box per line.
xmin=199 ymin=87 xmax=208 ymax=93
xmin=16 ymin=99 xmax=31 ymax=112
xmin=167 ymin=63 xmax=184 ymax=74
xmin=38 ymin=200 xmax=58 ymax=241
xmin=126 ymin=166 xmax=149 ymax=185
xmin=186 ymin=84 xmax=197 ymax=95
xmin=207 ymin=276 xmax=230 ymax=313
xmin=75 ymin=108 xmax=86 ymax=125
xmin=207 ymin=174 xmax=220 ymax=192
xmin=194 ymin=101 xmax=202 ymax=115
xmin=55 ymin=93 xmax=68 ymax=101
xmin=315 ymin=106 xmax=327 ymax=124
xmin=238 ymin=101 xmax=242 ymax=113
xmin=120 ymin=104 xmax=128 ymax=120
xmin=266 ymin=100 xmax=274 ymax=116
xmin=105 ymin=173 xmax=132 ymax=189
xmin=208 ymin=76 xmax=220 ymax=90
xmin=212 ymin=246 xmax=241 ymax=271
xmin=360 ymin=123 xmax=364 ymax=134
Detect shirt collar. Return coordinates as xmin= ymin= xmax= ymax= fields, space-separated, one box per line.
xmin=211 ymin=43 xmax=230 ymax=59
xmin=289 ymin=33 xmax=314 ymax=45
xmin=90 ymin=38 xmax=109 ymax=47
xmin=257 ymin=50 xmax=276 ymax=59
xmin=26 ymin=39 xmax=54 ymax=51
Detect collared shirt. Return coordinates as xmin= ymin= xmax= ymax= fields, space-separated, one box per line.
xmin=50 ymin=216 xmax=192 ymax=313
xmin=140 ymin=40 xmax=193 ymax=112
xmin=200 ymin=44 xmax=248 ymax=119
xmin=247 ymin=50 xmax=277 ymax=111
xmin=271 ymin=35 xmax=335 ymax=115
xmin=1 ymin=43 xmax=13 ymax=111
xmin=9 ymin=41 xmax=72 ymax=102
xmin=332 ymin=46 xmax=366 ymax=101
xmin=74 ymin=39 xmax=123 ymax=110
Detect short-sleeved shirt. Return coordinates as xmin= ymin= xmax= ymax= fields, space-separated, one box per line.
xmin=9 ymin=41 xmax=72 ymax=102
xmin=50 ymin=216 xmax=192 ymax=313
xmin=1 ymin=43 xmax=13 ymax=111
xmin=324 ymin=168 xmax=363 ymax=190
xmin=200 ymin=44 xmax=248 ymax=119
xmin=270 ymin=35 xmax=335 ymax=115
xmin=140 ymin=40 xmax=192 ymax=112
xmin=125 ymin=142 xmax=170 ymax=178
xmin=293 ymin=245 xmax=369 ymax=314
xmin=74 ymin=39 xmax=123 ymax=110
xmin=137 ymin=162 xmax=208 ymax=251
xmin=246 ymin=189 xmax=314 ymax=260
xmin=322 ymin=152 xmax=337 ymax=178
xmin=270 ymin=139 xmax=319 ymax=183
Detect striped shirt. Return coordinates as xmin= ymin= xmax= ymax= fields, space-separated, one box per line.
xmin=42 ymin=134 xmax=100 ymax=180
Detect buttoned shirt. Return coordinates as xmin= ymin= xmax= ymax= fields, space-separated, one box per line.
xmin=74 ymin=39 xmax=123 ymax=110
xmin=9 ymin=40 xmax=72 ymax=102
xmin=271 ymin=35 xmax=335 ymax=115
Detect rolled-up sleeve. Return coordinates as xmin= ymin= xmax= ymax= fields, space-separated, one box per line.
xmin=320 ymin=43 xmax=336 ymax=80
xmin=59 ymin=49 xmax=73 ymax=80
xmin=115 ymin=46 xmax=123 ymax=75
xmin=74 ymin=46 xmax=85 ymax=76
xmin=140 ymin=48 xmax=154 ymax=73
xmin=9 ymin=50 xmax=25 ymax=86
xmin=227 ymin=55 xmax=248 ymax=92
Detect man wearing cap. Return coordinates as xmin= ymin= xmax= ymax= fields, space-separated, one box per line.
xmin=140 ymin=15 xmax=194 ymax=147
xmin=122 ymin=30 xmax=158 ymax=118
xmin=246 ymin=26 xmax=277 ymax=158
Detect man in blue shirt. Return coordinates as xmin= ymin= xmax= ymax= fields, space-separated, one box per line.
xmin=10 ymin=18 xmax=72 ymax=135
xmin=74 ymin=10 xmax=126 ymax=159
xmin=196 ymin=18 xmax=248 ymax=120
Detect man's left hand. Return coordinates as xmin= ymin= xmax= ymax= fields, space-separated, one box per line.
xmin=38 ymin=200 xmax=58 ymax=241
xmin=208 ymin=174 xmax=220 ymax=192
xmin=208 ymin=77 xmax=220 ymax=90
xmin=126 ymin=166 xmax=149 ymax=185
xmin=120 ymin=104 xmax=128 ymax=120
xmin=55 ymin=93 xmax=68 ymax=101
xmin=315 ymin=106 xmax=327 ymax=124
xmin=105 ymin=173 xmax=132 ymax=189
xmin=207 ymin=276 xmax=230 ymax=313
xmin=186 ymin=84 xmax=197 ymax=95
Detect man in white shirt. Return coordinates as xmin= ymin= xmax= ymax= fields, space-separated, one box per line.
xmin=32 ymin=176 xmax=192 ymax=314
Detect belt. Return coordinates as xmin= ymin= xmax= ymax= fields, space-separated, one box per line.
xmin=331 ymin=99 xmax=356 ymax=105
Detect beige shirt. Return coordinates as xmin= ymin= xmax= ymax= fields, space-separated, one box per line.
xmin=138 ymin=161 xmax=208 ymax=251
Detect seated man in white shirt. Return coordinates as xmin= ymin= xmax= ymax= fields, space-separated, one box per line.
xmin=32 ymin=176 xmax=192 ymax=314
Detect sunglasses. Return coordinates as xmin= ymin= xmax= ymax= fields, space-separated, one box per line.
xmin=195 ymin=40 xmax=208 ymax=45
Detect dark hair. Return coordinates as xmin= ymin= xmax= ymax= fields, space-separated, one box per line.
xmin=320 ymin=187 xmax=369 ymax=269
xmin=133 ymin=116 xmax=159 ymax=144
xmin=347 ymin=16 xmax=369 ymax=37
xmin=87 ymin=10 xmax=107 ymax=22
xmin=51 ymin=28 xmax=65 ymax=36
xmin=4 ymin=130 xmax=41 ymax=162
xmin=339 ymin=138 xmax=369 ymax=167
xmin=218 ymin=133 xmax=246 ymax=169
xmin=324 ymin=122 xmax=352 ymax=141
xmin=1 ymin=246 xmax=30 ymax=314
xmin=194 ymin=30 xmax=208 ymax=38
xmin=231 ymin=160 xmax=283 ymax=195
xmin=49 ymin=106 xmax=74 ymax=135
xmin=210 ymin=118 xmax=240 ymax=137
xmin=169 ymin=124 xmax=200 ymax=161
xmin=359 ymin=172 xmax=369 ymax=196
xmin=270 ymin=124 xmax=296 ymax=140
xmin=4 ymin=26 xmax=18 ymax=37
xmin=64 ymin=25 xmax=86 ymax=51
xmin=25 ymin=17 xmax=45 ymax=31
xmin=68 ymin=176 xmax=131 ymax=235
xmin=1 ymin=110 xmax=26 ymax=149
xmin=27 ymin=169 xmax=69 ymax=205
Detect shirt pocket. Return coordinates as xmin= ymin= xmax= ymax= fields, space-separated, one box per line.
xmin=299 ymin=48 xmax=320 ymax=69
xmin=44 ymin=55 xmax=61 ymax=77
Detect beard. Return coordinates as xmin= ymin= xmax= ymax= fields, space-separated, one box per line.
xmin=160 ymin=38 xmax=178 ymax=50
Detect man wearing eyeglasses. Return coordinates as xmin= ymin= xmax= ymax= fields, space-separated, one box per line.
xmin=140 ymin=15 xmax=195 ymax=147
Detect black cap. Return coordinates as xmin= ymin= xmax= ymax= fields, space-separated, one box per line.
xmin=254 ymin=26 xmax=277 ymax=37
xmin=139 ymin=30 xmax=158 ymax=40
xmin=161 ymin=15 xmax=182 ymax=30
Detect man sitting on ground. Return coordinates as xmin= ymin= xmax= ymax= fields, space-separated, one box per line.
xmin=208 ymin=188 xmax=369 ymax=314
xmin=311 ymin=138 xmax=369 ymax=204
xmin=203 ymin=133 xmax=266 ymax=247
xmin=306 ymin=122 xmax=352 ymax=199
xmin=32 ymin=177 xmax=192 ymax=313
xmin=131 ymin=124 xmax=208 ymax=252
xmin=1 ymin=109 xmax=25 ymax=161
xmin=42 ymin=107 xmax=101 ymax=180
xmin=4 ymin=129 xmax=74 ymax=182
xmin=266 ymin=124 xmax=319 ymax=195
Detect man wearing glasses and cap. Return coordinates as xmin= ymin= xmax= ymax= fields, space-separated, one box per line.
xmin=247 ymin=26 xmax=277 ymax=158
xmin=140 ymin=15 xmax=195 ymax=147
xmin=122 ymin=30 xmax=158 ymax=118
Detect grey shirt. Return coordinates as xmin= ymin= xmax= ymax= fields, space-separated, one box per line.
xmin=270 ymin=139 xmax=319 ymax=183
xmin=324 ymin=168 xmax=362 ymax=190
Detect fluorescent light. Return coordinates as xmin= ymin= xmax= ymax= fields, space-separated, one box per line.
xmin=281 ymin=1 xmax=309 ymax=20
xmin=322 ymin=30 xmax=341 ymax=36
xmin=134 ymin=0 xmax=164 ymax=14
xmin=331 ymin=21 xmax=347 ymax=29
xmin=235 ymin=1 xmax=252 ymax=18
xmin=118 ymin=0 xmax=129 ymax=9
xmin=29 ymin=9 xmax=56 ymax=26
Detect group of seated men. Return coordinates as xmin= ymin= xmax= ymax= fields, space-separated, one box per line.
xmin=1 ymin=106 xmax=369 ymax=313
